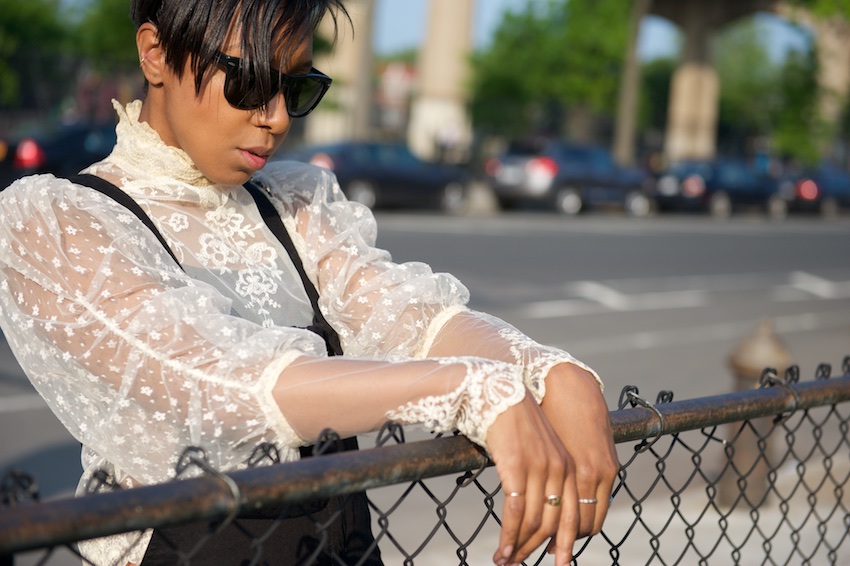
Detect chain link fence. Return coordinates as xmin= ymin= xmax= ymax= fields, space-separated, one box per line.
xmin=2 ymin=359 xmax=850 ymax=565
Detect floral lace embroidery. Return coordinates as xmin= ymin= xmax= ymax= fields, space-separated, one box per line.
xmin=498 ymin=327 xmax=602 ymax=402
xmin=386 ymin=358 xmax=526 ymax=448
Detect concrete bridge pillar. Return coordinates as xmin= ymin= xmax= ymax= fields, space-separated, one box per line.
xmin=305 ymin=0 xmax=376 ymax=143
xmin=663 ymin=5 xmax=720 ymax=162
xmin=651 ymin=0 xmax=777 ymax=163
xmin=407 ymin=0 xmax=474 ymax=162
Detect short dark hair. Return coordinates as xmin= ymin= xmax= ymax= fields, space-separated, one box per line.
xmin=130 ymin=0 xmax=348 ymax=102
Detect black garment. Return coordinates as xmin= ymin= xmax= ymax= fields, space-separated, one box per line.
xmin=69 ymin=174 xmax=382 ymax=565
xmin=142 ymin=493 xmax=380 ymax=565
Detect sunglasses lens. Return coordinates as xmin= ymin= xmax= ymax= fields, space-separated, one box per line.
xmin=223 ymin=71 xmax=270 ymax=110
xmin=218 ymin=54 xmax=329 ymax=116
xmin=286 ymin=77 xmax=326 ymax=118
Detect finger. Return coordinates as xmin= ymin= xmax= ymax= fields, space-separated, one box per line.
xmin=494 ymin=488 xmax=525 ymax=565
xmin=511 ymin=424 xmax=569 ymax=563
xmin=592 ymin=485 xmax=612 ymax=534
xmin=509 ymin=468 xmax=547 ymax=562
xmin=550 ymin=470 xmax=580 ymax=566
xmin=513 ymin=486 xmax=564 ymax=563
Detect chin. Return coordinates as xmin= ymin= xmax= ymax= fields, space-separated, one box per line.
xmin=205 ymin=170 xmax=254 ymax=187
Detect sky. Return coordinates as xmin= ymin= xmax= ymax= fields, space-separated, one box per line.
xmin=372 ymin=0 xmax=812 ymax=61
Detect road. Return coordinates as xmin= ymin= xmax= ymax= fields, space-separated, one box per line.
xmin=2 ymin=211 xmax=849 ymax=564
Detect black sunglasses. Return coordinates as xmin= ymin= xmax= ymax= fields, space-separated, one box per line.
xmin=214 ymin=52 xmax=332 ymax=117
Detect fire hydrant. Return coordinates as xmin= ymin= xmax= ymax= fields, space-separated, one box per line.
xmin=718 ymin=318 xmax=793 ymax=507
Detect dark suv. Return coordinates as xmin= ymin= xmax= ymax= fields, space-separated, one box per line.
xmin=484 ymin=140 xmax=653 ymax=216
xmin=0 ymin=122 xmax=117 ymax=188
xmin=652 ymin=159 xmax=786 ymax=218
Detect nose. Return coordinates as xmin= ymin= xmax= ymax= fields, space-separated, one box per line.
xmin=253 ymin=92 xmax=291 ymax=135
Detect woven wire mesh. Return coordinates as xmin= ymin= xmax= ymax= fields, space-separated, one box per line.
xmin=3 ymin=369 xmax=850 ymax=565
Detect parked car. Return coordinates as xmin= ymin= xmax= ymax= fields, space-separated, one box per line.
xmin=274 ymin=141 xmax=470 ymax=213
xmin=776 ymin=163 xmax=850 ymax=217
xmin=0 ymin=122 xmax=117 ymax=188
xmin=483 ymin=140 xmax=654 ymax=216
xmin=651 ymin=159 xmax=786 ymax=218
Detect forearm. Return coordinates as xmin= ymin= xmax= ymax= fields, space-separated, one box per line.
xmin=426 ymin=309 xmax=603 ymax=402
xmin=272 ymin=354 xmax=527 ymax=448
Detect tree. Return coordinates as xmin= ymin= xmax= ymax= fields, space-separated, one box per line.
xmin=0 ymin=0 xmax=67 ymax=108
xmin=75 ymin=0 xmax=139 ymax=72
xmin=469 ymin=0 xmax=630 ymax=140
xmin=713 ymin=17 xmax=781 ymax=155
xmin=771 ymin=49 xmax=823 ymax=164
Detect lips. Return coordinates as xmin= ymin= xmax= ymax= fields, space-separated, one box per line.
xmin=240 ymin=148 xmax=271 ymax=169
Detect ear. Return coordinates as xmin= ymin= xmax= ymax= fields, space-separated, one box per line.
xmin=137 ymin=22 xmax=165 ymax=87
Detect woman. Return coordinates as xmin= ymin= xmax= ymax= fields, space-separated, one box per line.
xmin=0 ymin=1 xmax=617 ymax=565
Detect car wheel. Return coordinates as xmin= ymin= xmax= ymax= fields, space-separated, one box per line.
xmin=820 ymin=196 xmax=840 ymax=218
xmin=767 ymin=195 xmax=788 ymax=220
xmin=347 ymin=181 xmax=377 ymax=209
xmin=624 ymin=191 xmax=653 ymax=217
xmin=708 ymin=191 xmax=732 ymax=219
xmin=440 ymin=181 xmax=468 ymax=215
xmin=555 ymin=188 xmax=582 ymax=216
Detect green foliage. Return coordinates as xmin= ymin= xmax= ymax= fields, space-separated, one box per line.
xmin=788 ymin=0 xmax=850 ymax=19
xmin=638 ymin=57 xmax=676 ymax=133
xmin=469 ymin=0 xmax=629 ymax=137
xmin=715 ymin=18 xmax=780 ymax=141
xmin=771 ymin=49 xmax=823 ymax=164
xmin=0 ymin=0 xmax=67 ymax=105
xmin=75 ymin=0 xmax=138 ymax=72
xmin=713 ymin=16 xmax=823 ymax=163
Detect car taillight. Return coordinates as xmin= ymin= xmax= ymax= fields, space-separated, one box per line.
xmin=796 ymin=179 xmax=818 ymax=200
xmin=526 ymin=156 xmax=558 ymax=179
xmin=14 ymin=138 xmax=45 ymax=170
xmin=309 ymin=152 xmax=335 ymax=171
xmin=682 ymin=174 xmax=705 ymax=197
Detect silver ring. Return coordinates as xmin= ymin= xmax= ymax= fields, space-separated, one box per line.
xmin=578 ymin=497 xmax=598 ymax=504
xmin=546 ymin=495 xmax=562 ymax=507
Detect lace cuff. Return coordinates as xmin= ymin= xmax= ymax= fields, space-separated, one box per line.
xmin=497 ymin=327 xmax=603 ymax=404
xmin=385 ymin=357 xmax=526 ymax=448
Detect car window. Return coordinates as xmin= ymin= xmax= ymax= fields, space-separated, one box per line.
xmin=350 ymin=144 xmax=373 ymax=164
xmin=376 ymin=145 xmax=420 ymax=166
xmin=717 ymin=162 xmax=750 ymax=185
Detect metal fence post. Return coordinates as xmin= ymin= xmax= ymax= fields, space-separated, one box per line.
xmin=718 ymin=318 xmax=793 ymax=507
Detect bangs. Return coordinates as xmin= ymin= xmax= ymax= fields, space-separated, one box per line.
xmin=134 ymin=0 xmax=347 ymax=100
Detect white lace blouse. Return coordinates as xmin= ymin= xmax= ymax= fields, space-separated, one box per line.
xmin=0 ymin=100 xmax=600 ymax=565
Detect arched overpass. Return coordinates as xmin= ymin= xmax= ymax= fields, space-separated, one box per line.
xmin=310 ymin=1 xmax=850 ymax=165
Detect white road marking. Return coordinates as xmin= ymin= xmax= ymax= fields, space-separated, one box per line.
xmin=570 ymin=280 xmax=708 ymax=311
xmin=790 ymin=271 xmax=850 ymax=299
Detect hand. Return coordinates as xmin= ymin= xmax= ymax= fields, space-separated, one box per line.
xmin=540 ymin=364 xmax=619 ymax=555
xmin=486 ymin=391 xmax=578 ymax=566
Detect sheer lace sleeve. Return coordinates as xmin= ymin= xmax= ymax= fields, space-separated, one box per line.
xmin=0 ymin=175 xmax=329 ymax=485
xmin=424 ymin=309 xmax=603 ymax=403
xmin=255 ymin=163 xmax=470 ymax=360
xmin=0 ymin=173 xmax=530 ymax=484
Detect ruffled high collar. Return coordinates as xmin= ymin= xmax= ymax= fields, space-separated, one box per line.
xmin=111 ymin=100 xmax=212 ymax=187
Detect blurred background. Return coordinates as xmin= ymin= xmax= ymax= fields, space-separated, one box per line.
xmin=3 ymin=0 xmax=850 ymax=217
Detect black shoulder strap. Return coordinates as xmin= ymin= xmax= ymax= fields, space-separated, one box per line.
xmin=243 ymin=181 xmax=344 ymax=356
xmin=69 ymin=173 xmax=343 ymax=357
xmin=69 ymin=174 xmax=183 ymax=270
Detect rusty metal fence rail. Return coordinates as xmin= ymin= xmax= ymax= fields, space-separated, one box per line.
xmin=2 ymin=359 xmax=850 ymax=565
